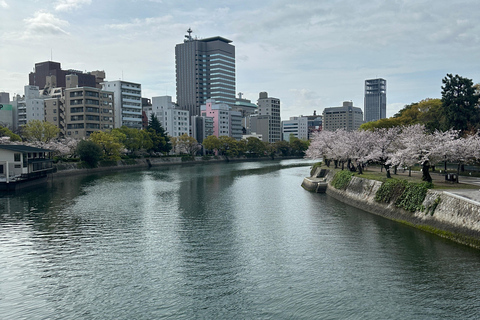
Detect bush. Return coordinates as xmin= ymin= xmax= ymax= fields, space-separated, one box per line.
xmin=394 ymin=182 xmax=432 ymax=212
xmin=375 ymin=179 xmax=407 ymax=203
xmin=76 ymin=140 xmax=102 ymax=168
xmin=331 ymin=170 xmax=353 ymax=190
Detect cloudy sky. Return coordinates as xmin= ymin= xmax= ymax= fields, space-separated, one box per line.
xmin=1 ymin=0 xmax=479 ymax=120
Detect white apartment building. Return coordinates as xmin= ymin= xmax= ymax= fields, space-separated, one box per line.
xmin=102 ymin=80 xmax=142 ymax=129
xmin=11 ymin=86 xmax=48 ymax=130
xmin=147 ymin=96 xmax=190 ymax=137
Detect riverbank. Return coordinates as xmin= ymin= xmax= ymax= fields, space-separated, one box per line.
xmin=52 ymin=155 xmax=302 ymax=178
xmin=311 ymin=167 xmax=480 ymax=249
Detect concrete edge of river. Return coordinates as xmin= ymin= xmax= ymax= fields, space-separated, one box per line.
xmin=309 ymin=167 xmax=480 ymax=249
xmin=52 ymin=155 xmax=302 ymax=178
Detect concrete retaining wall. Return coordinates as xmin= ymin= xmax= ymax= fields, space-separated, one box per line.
xmin=320 ymin=168 xmax=480 ymax=248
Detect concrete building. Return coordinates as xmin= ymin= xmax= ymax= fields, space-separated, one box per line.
xmin=102 ymin=80 xmax=142 ymax=129
xmin=11 ymin=85 xmax=47 ymax=129
xmin=148 ymin=96 xmax=190 ymax=138
xmin=233 ymin=93 xmax=257 ymax=133
xmin=0 ymin=92 xmax=9 ymax=104
xmin=191 ymin=116 xmax=214 ymax=144
xmin=364 ymin=78 xmax=386 ymax=122
xmin=251 ymin=92 xmax=281 ymax=143
xmin=282 ymin=116 xmax=309 ymax=141
xmin=175 ymin=29 xmax=236 ymax=117
xmin=29 ymin=61 xmax=104 ymax=90
xmin=305 ymin=111 xmax=323 ymax=138
xmin=200 ymin=99 xmax=242 ymax=140
xmin=323 ymin=101 xmax=364 ymax=131
xmin=0 ymin=92 xmax=14 ymax=129
xmin=44 ymin=78 xmax=114 ymax=138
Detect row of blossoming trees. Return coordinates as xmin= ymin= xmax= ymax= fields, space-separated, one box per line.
xmin=305 ymin=124 xmax=480 ymax=182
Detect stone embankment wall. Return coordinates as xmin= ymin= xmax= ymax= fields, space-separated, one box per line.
xmin=320 ymin=169 xmax=480 ymax=248
xmin=53 ymin=156 xmax=295 ymax=178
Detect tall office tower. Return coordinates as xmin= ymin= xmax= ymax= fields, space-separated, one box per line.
xmin=364 ymin=78 xmax=386 ymax=122
xmin=102 ymin=80 xmax=142 ymax=129
xmin=175 ymin=29 xmax=236 ymax=117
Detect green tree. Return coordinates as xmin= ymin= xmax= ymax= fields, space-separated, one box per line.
xmin=289 ymin=136 xmax=309 ymax=156
xmin=112 ymin=126 xmax=142 ymax=155
xmin=274 ymin=140 xmax=291 ymax=156
xmin=147 ymin=114 xmax=171 ymax=153
xmin=22 ymin=120 xmax=60 ymax=142
xmin=218 ymin=136 xmax=243 ymax=158
xmin=202 ymin=135 xmax=221 ymax=154
xmin=441 ymin=74 xmax=480 ymax=132
xmin=0 ymin=126 xmax=22 ymax=141
xmin=89 ymin=131 xmax=123 ymax=160
xmin=245 ymin=137 xmax=266 ymax=156
xmin=76 ymin=140 xmax=102 ymax=167
xmin=360 ymin=98 xmax=444 ymax=133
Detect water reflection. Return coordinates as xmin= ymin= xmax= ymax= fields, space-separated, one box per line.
xmin=1 ymin=160 xmax=480 ymax=319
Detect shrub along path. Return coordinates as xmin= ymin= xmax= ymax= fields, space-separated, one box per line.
xmin=360 ymin=165 xmax=480 ymax=204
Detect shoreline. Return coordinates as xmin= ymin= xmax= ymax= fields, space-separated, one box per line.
xmin=52 ymin=155 xmax=303 ymax=178
xmin=308 ymin=167 xmax=480 ymax=249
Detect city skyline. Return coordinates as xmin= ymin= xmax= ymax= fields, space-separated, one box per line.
xmin=1 ymin=0 xmax=479 ymax=120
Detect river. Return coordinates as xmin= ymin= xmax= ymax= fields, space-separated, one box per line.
xmin=1 ymin=159 xmax=480 ymax=319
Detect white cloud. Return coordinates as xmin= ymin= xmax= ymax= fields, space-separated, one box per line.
xmin=0 ymin=0 xmax=8 ymax=9
xmin=23 ymin=11 xmax=69 ymax=38
xmin=55 ymin=0 xmax=91 ymax=12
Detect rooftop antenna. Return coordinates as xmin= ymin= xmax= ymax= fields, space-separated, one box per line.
xmin=185 ymin=28 xmax=193 ymax=41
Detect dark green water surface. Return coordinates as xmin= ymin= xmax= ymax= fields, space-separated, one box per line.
xmin=1 ymin=159 xmax=480 ymax=319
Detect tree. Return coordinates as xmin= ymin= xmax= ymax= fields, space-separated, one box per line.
xmin=218 ymin=136 xmax=242 ymax=158
xmin=76 ymin=140 xmax=102 ymax=167
xmin=89 ymin=131 xmax=124 ymax=160
xmin=245 ymin=137 xmax=266 ymax=156
xmin=112 ymin=126 xmax=142 ymax=155
xmin=361 ymin=98 xmax=444 ymax=133
xmin=289 ymin=136 xmax=309 ymax=156
xmin=0 ymin=126 xmax=22 ymax=142
xmin=441 ymin=74 xmax=480 ymax=132
xmin=147 ymin=114 xmax=171 ymax=153
xmin=22 ymin=120 xmax=60 ymax=142
xmin=202 ymin=135 xmax=221 ymax=154
xmin=172 ymin=134 xmax=201 ymax=156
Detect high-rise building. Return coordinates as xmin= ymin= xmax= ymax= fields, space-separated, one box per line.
xmin=364 ymin=78 xmax=386 ymax=122
xmin=102 ymin=80 xmax=142 ymax=129
xmin=323 ymin=101 xmax=363 ymax=131
xmin=175 ymin=29 xmax=236 ymax=117
xmin=251 ymin=92 xmax=281 ymax=143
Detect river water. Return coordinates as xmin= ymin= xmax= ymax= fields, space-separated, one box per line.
xmin=1 ymin=159 xmax=480 ymax=319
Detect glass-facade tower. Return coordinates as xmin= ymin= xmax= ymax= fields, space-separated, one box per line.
xmin=364 ymin=78 xmax=386 ymax=122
